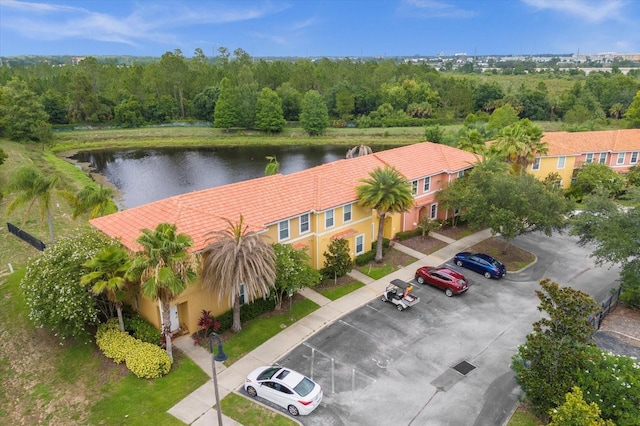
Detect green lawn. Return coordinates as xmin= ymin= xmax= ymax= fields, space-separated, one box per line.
xmin=221 ymin=392 xmax=298 ymax=426
xmin=318 ymin=281 xmax=365 ymax=300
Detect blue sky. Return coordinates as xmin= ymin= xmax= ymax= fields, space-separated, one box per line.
xmin=1 ymin=0 xmax=639 ymax=58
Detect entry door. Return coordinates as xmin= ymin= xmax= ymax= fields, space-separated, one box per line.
xmin=170 ymin=305 xmax=180 ymax=332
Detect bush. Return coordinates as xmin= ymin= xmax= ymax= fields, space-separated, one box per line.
xmin=96 ymin=320 xmax=172 ymax=378
xmin=355 ymin=250 xmax=376 ymax=266
xmin=125 ymin=342 xmax=172 ymax=379
xmin=214 ymin=297 xmax=276 ymax=334
xmin=126 ymin=314 xmax=161 ymax=345
xmin=395 ymin=229 xmax=422 ymax=241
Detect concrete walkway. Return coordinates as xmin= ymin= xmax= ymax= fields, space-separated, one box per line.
xmin=168 ymin=229 xmax=492 ymax=425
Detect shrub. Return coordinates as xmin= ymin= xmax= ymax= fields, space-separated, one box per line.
xmin=126 ymin=314 xmax=161 ymax=345
xmin=96 ymin=320 xmax=172 ymax=378
xmin=355 ymin=250 xmax=376 ymax=266
xmin=395 ymin=229 xmax=422 ymax=241
xmin=125 ymin=342 xmax=172 ymax=379
xmin=214 ymin=297 xmax=275 ymax=334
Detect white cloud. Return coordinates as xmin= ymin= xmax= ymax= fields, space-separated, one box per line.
xmin=399 ymin=0 xmax=477 ymax=18
xmin=522 ymin=0 xmax=626 ymax=23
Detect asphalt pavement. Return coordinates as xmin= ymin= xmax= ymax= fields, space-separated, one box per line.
xmin=168 ymin=229 xmax=622 ymax=426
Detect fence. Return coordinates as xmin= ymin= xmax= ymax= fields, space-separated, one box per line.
xmin=6 ymin=223 xmax=46 ymax=251
xmin=589 ymin=287 xmax=622 ymax=330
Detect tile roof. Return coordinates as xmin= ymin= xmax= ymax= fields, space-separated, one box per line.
xmin=541 ymin=129 xmax=640 ymax=157
xmin=90 ymin=142 xmax=479 ymax=252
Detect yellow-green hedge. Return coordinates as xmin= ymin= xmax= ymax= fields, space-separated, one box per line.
xmin=96 ymin=320 xmax=172 ymax=378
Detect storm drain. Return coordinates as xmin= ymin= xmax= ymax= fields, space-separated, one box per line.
xmin=453 ymin=360 xmax=476 ymax=376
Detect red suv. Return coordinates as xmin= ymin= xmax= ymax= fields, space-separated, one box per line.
xmin=415 ymin=266 xmax=469 ymax=297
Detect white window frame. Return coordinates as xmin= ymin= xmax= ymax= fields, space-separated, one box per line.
xmin=423 ymin=176 xmax=431 ymax=192
xmin=343 ymin=204 xmax=352 ymax=223
xmin=557 ymin=156 xmax=566 ymax=169
xmin=299 ymin=213 xmax=310 ymax=234
xmin=325 ymin=209 xmax=335 ymax=229
xmin=631 ymin=152 xmax=638 ymax=164
xmin=617 ymin=152 xmax=625 ymax=165
xmin=411 ymin=180 xmax=418 ymax=195
xmin=585 ymin=153 xmax=594 ymax=163
xmin=278 ymin=219 xmax=289 ymax=241
xmin=457 ymin=170 xmax=464 ymax=178
xmin=532 ymin=158 xmax=541 ymax=171
xmin=599 ymin=152 xmax=607 ymax=164
xmin=430 ymin=203 xmax=438 ymax=220
xmin=355 ymin=234 xmax=365 ymax=255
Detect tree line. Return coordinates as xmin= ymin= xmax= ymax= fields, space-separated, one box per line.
xmin=1 ymin=47 xmax=640 ymax=142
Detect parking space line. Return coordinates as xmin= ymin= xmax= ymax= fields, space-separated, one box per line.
xmin=338 ymin=319 xmax=408 ymax=354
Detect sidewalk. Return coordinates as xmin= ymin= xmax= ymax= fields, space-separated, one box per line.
xmin=168 ymin=229 xmax=492 ymax=425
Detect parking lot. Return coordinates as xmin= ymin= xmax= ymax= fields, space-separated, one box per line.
xmin=244 ymin=231 xmax=621 ymax=425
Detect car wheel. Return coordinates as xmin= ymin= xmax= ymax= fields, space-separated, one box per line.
xmin=416 ymin=276 xmax=425 ymax=284
xmin=456 ymin=260 xmax=463 ymax=267
xmin=397 ymin=305 xmax=403 ymax=311
xmin=445 ymin=288 xmax=453 ymax=297
xmin=381 ymin=296 xmax=386 ymax=302
xmin=288 ymin=405 xmax=300 ymax=416
xmin=484 ymin=272 xmax=491 ymax=279
xmin=246 ymin=386 xmax=257 ymax=398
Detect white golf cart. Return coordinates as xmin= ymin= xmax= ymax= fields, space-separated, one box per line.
xmin=381 ymin=279 xmax=420 ymax=311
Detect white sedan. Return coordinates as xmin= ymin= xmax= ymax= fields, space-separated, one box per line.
xmin=244 ymin=365 xmax=323 ymax=416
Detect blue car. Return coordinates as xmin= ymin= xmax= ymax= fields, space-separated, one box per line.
xmin=453 ymin=252 xmax=506 ymax=279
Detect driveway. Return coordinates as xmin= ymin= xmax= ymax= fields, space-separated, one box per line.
xmin=249 ymin=231 xmax=621 ymax=425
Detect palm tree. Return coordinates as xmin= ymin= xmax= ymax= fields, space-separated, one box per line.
xmin=356 ymin=166 xmax=414 ymax=263
xmin=491 ymin=119 xmax=547 ymax=175
xmin=5 ymin=165 xmax=59 ymax=244
xmin=264 ymin=156 xmax=280 ymax=176
xmin=81 ymin=244 xmax=131 ymax=332
xmin=127 ymin=223 xmax=197 ymax=361
xmin=346 ymin=144 xmax=373 ymax=158
xmin=200 ymin=215 xmax=277 ymax=333
xmin=63 ymin=184 xmax=118 ymax=219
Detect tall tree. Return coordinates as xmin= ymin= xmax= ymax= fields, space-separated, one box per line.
xmin=272 ymin=244 xmax=321 ymax=310
xmin=200 ymin=216 xmax=277 ymax=332
xmin=512 ymin=279 xmax=601 ymax=419
xmin=254 ymin=87 xmax=286 ymax=133
xmin=6 ymin=165 xmax=59 ymax=244
xmin=624 ymin=90 xmax=640 ymax=128
xmin=356 ymin=166 xmax=414 ymax=262
xmin=82 ymin=244 xmax=131 ymax=332
xmin=213 ymin=77 xmax=237 ymax=130
xmin=300 ymin=90 xmax=329 ymax=136
xmin=127 ymin=223 xmax=197 ymax=361
xmin=0 ymin=77 xmax=51 ymax=142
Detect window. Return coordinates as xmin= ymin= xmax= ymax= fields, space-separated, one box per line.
xmin=430 ymin=203 xmax=438 ymax=220
xmin=325 ymin=209 xmax=334 ymax=228
xmin=557 ymin=156 xmax=566 ymax=169
xmin=631 ymin=152 xmax=638 ymax=164
xmin=423 ymin=176 xmax=431 ymax=192
xmin=585 ymin=153 xmax=594 ymax=163
xmin=599 ymin=153 xmax=607 ymax=164
xmin=457 ymin=170 xmax=464 ymax=178
xmin=355 ymin=235 xmax=364 ymax=255
xmin=617 ymin=152 xmax=625 ymax=165
xmin=299 ymin=213 xmax=310 ymax=234
xmin=532 ymin=158 xmax=541 ymax=171
xmin=411 ymin=180 xmax=418 ymax=195
xmin=343 ymin=204 xmax=352 ymax=222
xmin=278 ymin=220 xmax=289 ymax=241
xmin=239 ymin=284 xmax=246 ymax=305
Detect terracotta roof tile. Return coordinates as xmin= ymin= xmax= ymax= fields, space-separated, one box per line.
xmin=541 ymin=129 xmax=640 ymax=156
xmin=90 ymin=142 xmax=479 ymax=252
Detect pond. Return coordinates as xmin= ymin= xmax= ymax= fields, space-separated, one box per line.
xmin=70 ymin=145 xmax=397 ymax=209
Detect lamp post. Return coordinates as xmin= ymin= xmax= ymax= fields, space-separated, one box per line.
xmin=209 ymin=332 xmax=228 ymax=426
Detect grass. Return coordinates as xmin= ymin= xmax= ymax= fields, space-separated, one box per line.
xmin=507 ymin=405 xmax=545 ymax=426
xmin=221 ymin=392 xmax=298 ymax=426
xmin=318 ymin=281 xmax=365 ymax=300
xmin=220 ymin=298 xmax=319 ymax=365
xmin=357 ymin=248 xmax=419 ymax=279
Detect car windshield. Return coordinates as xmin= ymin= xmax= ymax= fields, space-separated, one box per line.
xmin=293 ymin=377 xmax=315 ymax=397
xmin=257 ymin=367 xmax=281 ymax=381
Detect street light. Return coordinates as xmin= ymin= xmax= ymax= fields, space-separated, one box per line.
xmin=209 ymin=332 xmax=228 ymax=426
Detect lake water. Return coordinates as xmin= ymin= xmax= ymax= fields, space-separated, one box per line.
xmin=70 ymin=145 xmax=393 ymax=209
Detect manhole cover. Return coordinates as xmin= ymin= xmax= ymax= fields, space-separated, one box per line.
xmin=453 ymin=360 xmax=476 ymax=375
